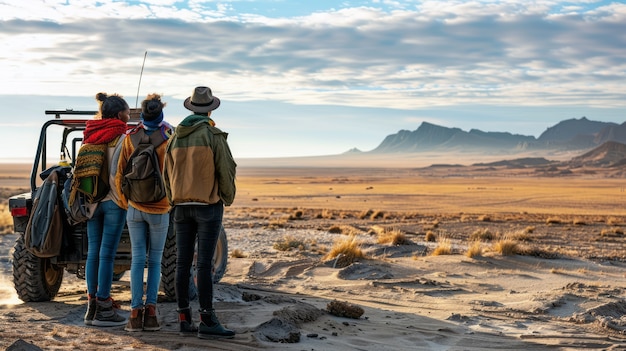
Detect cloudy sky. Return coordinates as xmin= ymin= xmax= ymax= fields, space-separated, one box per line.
xmin=0 ymin=0 xmax=625 ymax=161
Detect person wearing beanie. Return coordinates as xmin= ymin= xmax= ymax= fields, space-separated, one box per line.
xmin=115 ymin=93 xmax=174 ymax=332
xmin=163 ymin=86 xmax=237 ymax=339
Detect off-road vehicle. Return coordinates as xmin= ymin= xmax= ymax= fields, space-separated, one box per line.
xmin=8 ymin=110 xmax=228 ymax=302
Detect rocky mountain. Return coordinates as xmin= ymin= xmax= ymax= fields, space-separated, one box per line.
xmin=370 ymin=117 xmax=625 ymax=154
xmin=567 ymin=141 xmax=626 ymax=168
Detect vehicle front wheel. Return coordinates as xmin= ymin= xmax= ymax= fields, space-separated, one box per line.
xmin=12 ymin=235 xmax=63 ymax=302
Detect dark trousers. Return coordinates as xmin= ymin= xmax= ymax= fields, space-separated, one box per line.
xmin=173 ymin=203 xmax=223 ymax=311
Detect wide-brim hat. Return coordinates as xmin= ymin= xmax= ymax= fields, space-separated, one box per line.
xmin=183 ymin=86 xmax=221 ymax=113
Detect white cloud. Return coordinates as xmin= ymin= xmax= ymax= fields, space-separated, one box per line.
xmin=0 ymin=0 xmax=625 ymax=158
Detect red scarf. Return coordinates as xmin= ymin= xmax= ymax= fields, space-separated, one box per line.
xmin=84 ymin=119 xmax=128 ymax=144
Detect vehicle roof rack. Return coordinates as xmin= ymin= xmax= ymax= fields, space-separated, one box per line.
xmin=45 ymin=108 xmax=141 ymax=120
xmin=45 ymin=110 xmax=97 ymax=119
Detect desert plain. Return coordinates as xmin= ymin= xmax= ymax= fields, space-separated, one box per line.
xmin=2 ymin=158 xmax=626 ymax=350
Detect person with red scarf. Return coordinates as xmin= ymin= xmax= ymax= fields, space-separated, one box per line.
xmin=82 ymin=92 xmax=131 ymax=327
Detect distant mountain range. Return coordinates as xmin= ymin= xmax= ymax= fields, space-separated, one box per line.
xmin=366 ymin=117 xmax=626 ymax=154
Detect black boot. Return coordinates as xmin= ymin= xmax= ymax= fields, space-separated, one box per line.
xmin=198 ymin=309 xmax=235 ymax=339
xmin=177 ymin=307 xmax=198 ymax=336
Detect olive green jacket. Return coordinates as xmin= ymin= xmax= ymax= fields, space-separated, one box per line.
xmin=163 ymin=115 xmax=236 ymax=206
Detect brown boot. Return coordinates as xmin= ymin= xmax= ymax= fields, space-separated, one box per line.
xmin=143 ymin=304 xmax=161 ymax=331
xmin=124 ymin=307 xmax=144 ymax=332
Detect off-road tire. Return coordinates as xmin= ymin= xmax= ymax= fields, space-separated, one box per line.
xmin=160 ymin=223 xmax=177 ymax=301
xmin=160 ymin=225 xmax=228 ymax=301
xmin=12 ymin=235 xmax=63 ymax=302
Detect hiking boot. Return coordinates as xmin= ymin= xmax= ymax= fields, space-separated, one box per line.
xmin=124 ymin=307 xmax=144 ymax=332
xmin=177 ymin=307 xmax=198 ymax=336
xmin=143 ymin=304 xmax=160 ymax=331
xmin=197 ymin=309 xmax=235 ymax=339
xmin=92 ymin=297 xmax=127 ymax=327
xmin=83 ymin=297 xmax=96 ymax=326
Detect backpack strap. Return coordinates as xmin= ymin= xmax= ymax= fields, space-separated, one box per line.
xmin=129 ymin=125 xmax=168 ymax=148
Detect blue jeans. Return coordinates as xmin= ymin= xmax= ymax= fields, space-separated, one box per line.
xmin=126 ymin=206 xmax=169 ymax=309
xmin=173 ymin=203 xmax=223 ymax=311
xmin=86 ymin=200 xmax=127 ymax=300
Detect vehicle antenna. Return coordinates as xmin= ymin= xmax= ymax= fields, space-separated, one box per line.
xmin=135 ymin=51 xmax=148 ymax=108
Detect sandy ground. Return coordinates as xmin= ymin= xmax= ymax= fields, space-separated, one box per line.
xmin=2 ymin=163 xmax=626 ymax=350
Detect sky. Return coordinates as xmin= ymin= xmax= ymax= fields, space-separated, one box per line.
xmin=0 ymin=0 xmax=625 ymax=162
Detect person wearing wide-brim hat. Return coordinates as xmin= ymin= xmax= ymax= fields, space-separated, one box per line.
xmin=163 ymin=85 xmax=236 ymax=339
xmin=183 ymin=86 xmax=221 ymax=113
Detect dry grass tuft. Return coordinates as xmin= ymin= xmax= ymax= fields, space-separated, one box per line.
xmin=0 ymin=204 xmax=13 ymax=234
xmin=424 ymin=230 xmax=436 ymax=242
xmin=323 ymin=235 xmax=365 ymax=264
xmin=376 ymin=228 xmax=412 ymax=245
xmin=509 ymin=230 xmax=532 ymax=242
xmin=465 ymin=241 xmax=483 ymax=258
xmin=572 ymin=218 xmax=586 ymax=225
xmin=469 ymin=228 xmax=496 ymax=241
xmin=273 ymin=235 xmax=306 ymax=251
xmin=493 ymin=238 xmax=519 ymax=256
xmin=358 ymin=209 xmax=373 ymax=219
xmin=431 ymin=238 xmax=452 ymax=256
xmin=370 ymin=210 xmax=385 ymax=220
xmin=524 ymin=225 xmax=535 ymax=233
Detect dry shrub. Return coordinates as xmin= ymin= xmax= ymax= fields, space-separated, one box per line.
xmin=424 ymin=230 xmax=436 ymax=242
xmin=600 ymin=227 xmax=623 ymax=237
xmin=493 ymin=238 xmax=519 ymax=256
xmin=546 ymin=217 xmax=561 ymax=224
xmin=328 ymin=225 xmax=361 ymax=236
xmin=460 ymin=214 xmax=471 ymax=222
xmin=288 ymin=209 xmax=304 ymax=220
xmin=328 ymin=225 xmax=343 ymax=234
xmin=376 ymin=228 xmax=412 ymax=245
xmin=469 ymin=228 xmax=495 ymax=241
xmin=314 ymin=209 xmax=334 ymax=219
xmin=326 ymin=300 xmax=364 ymax=319
xmin=607 ymin=217 xmax=622 ymax=226
xmin=323 ymin=235 xmax=364 ymax=264
xmin=273 ymin=235 xmax=306 ymax=251
xmin=465 ymin=241 xmax=482 ymax=258
xmin=431 ymin=238 xmax=452 ymax=256
xmin=370 ymin=210 xmax=385 ymax=220
xmin=230 ymin=249 xmax=247 ymax=258
xmin=478 ymin=214 xmax=491 ymax=222
xmin=572 ymin=218 xmax=586 ymax=225
xmin=267 ymin=217 xmax=287 ymax=229
xmin=358 ymin=209 xmax=373 ymax=219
